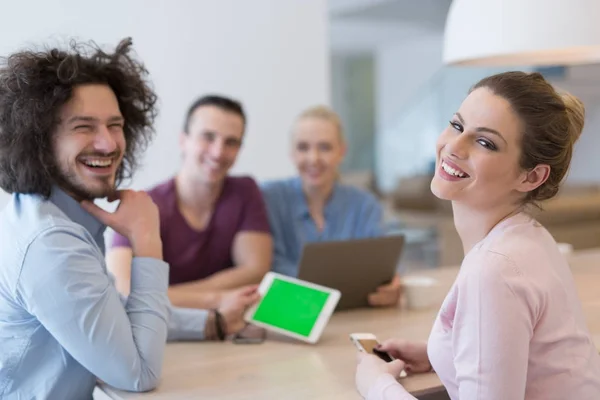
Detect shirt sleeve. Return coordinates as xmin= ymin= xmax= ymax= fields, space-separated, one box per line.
xmin=261 ymin=182 xmax=298 ymax=276
xmin=367 ymin=374 xmax=417 ymax=400
xmin=453 ymin=251 xmax=535 ymax=400
xmin=166 ymin=306 xmax=210 ymax=341
xmin=17 ymin=226 xmax=169 ymax=392
xmin=358 ymin=195 xmax=384 ymax=238
xmin=238 ymin=178 xmax=271 ymax=233
xmin=110 ymin=229 xmax=132 ymax=248
xmin=114 ymin=272 xmax=210 ymax=342
xmin=270 ymin=246 xmax=299 ymax=276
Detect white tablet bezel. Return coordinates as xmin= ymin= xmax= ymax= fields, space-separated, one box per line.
xmin=244 ymin=272 xmax=341 ymax=344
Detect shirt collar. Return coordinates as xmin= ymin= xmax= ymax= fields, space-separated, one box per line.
xmin=292 ymin=177 xmax=340 ymax=220
xmin=49 ymin=186 xmax=107 ymax=247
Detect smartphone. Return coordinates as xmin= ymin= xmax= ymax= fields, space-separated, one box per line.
xmin=232 ymin=324 xmax=266 ymax=344
xmin=350 ymin=333 xmax=407 ymax=378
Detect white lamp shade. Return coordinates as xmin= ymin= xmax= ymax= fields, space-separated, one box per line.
xmin=444 ymin=0 xmax=600 ymax=66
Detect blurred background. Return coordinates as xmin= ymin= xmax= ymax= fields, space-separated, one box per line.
xmin=1 ymin=0 xmax=599 ymax=269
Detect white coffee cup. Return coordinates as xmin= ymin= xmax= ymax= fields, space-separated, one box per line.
xmin=402 ymin=276 xmax=439 ymax=310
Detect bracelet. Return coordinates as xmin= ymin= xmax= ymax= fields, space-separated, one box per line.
xmin=212 ymin=309 xmax=227 ymax=341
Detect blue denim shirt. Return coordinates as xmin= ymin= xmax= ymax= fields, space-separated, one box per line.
xmin=0 ymin=189 xmax=208 ymax=399
xmin=261 ymin=177 xmax=383 ymax=277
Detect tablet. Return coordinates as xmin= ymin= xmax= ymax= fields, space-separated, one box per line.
xmin=244 ymin=272 xmax=341 ymax=344
xmin=297 ymin=235 xmax=405 ymax=310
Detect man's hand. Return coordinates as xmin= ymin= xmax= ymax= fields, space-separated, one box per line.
xmin=81 ymin=190 xmax=162 ymax=259
xmin=218 ymin=285 xmax=260 ymax=335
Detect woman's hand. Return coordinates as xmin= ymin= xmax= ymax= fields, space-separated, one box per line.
xmin=355 ymin=352 xmax=406 ymax=398
xmin=378 ymin=339 xmax=431 ymax=374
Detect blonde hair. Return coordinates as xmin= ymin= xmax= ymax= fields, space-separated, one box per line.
xmin=293 ymin=105 xmax=345 ymax=143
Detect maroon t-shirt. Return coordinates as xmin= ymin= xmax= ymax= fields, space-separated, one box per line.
xmin=111 ymin=176 xmax=271 ymax=285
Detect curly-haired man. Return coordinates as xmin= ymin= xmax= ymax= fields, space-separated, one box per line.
xmin=0 ymin=38 xmax=257 ymax=399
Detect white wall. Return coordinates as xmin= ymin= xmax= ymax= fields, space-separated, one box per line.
xmin=0 ymin=0 xmax=329 ymax=208
xmin=374 ymin=31 xmax=444 ymax=191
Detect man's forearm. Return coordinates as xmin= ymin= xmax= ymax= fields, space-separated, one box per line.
xmin=167 ymin=266 xmax=266 ymax=309
xmin=167 ymin=287 xmax=221 ymax=309
xmin=196 ymin=265 xmax=267 ymax=289
xmin=172 ymin=266 xmax=267 ymax=293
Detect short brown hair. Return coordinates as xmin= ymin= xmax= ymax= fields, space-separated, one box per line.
xmin=0 ymin=38 xmax=157 ymax=197
xmin=471 ymin=71 xmax=585 ymax=204
xmin=183 ymin=94 xmax=246 ymax=133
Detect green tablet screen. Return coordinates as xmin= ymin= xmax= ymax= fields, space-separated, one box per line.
xmin=252 ymin=278 xmax=331 ymax=337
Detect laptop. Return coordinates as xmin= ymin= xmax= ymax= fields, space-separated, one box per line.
xmin=296 ymin=235 xmax=405 ymax=311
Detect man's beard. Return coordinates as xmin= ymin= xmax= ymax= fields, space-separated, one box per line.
xmin=55 ymin=162 xmax=119 ymax=201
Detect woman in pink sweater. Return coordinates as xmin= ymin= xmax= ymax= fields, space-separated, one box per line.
xmin=355 ymin=71 xmax=600 ymax=400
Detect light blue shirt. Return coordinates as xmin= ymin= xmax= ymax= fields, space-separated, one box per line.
xmin=261 ymin=177 xmax=383 ymax=277
xmin=0 ymin=188 xmax=209 ymax=399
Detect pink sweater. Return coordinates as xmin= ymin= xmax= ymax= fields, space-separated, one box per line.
xmin=369 ymin=213 xmax=600 ymax=399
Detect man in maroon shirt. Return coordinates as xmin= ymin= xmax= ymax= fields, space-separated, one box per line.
xmin=107 ymin=95 xmax=273 ymax=310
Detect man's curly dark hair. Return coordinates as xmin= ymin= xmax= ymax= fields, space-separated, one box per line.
xmin=0 ymin=37 xmax=158 ymax=197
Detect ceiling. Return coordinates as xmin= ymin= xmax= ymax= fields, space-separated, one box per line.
xmin=328 ymin=0 xmax=452 ymax=52
xmin=330 ymin=0 xmax=451 ymax=27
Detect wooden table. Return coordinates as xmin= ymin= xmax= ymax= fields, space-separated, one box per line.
xmin=98 ymin=249 xmax=600 ymax=400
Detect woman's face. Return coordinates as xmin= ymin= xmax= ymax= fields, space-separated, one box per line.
xmin=291 ymin=117 xmax=345 ymax=191
xmin=431 ymin=87 xmax=543 ymax=210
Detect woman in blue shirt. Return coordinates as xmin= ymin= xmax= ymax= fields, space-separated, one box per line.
xmin=261 ymin=106 xmax=401 ymax=307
